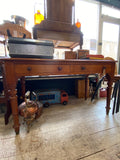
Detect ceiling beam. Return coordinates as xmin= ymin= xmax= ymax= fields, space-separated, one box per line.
xmin=94 ymin=0 xmax=120 ymax=9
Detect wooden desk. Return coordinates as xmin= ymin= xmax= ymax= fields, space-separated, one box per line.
xmin=0 ymin=58 xmax=115 ymax=134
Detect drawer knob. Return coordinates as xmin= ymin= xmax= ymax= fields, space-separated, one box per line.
xmin=58 ymin=66 xmax=62 ymax=71
xmin=81 ymin=66 xmax=86 ymax=70
xmin=27 ymin=67 xmax=32 ymax=71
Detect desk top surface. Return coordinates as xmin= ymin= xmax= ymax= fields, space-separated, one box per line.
xmin=0 ymin=57 xmax=116 ymax=63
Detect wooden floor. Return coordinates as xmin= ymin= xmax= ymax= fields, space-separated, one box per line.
xmin=0 ymin=97 xmax=120 ymax=160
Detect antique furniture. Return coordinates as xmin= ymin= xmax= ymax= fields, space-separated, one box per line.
xmin=0 ymin=58 xmax=115 ymax=134
xmin=33 ymin=21 xmax=82 ymax=50
xmin=33 ymin=0 xmax=83 ymax=50
xmin=0 ymin=22 xmax=31 ymax=39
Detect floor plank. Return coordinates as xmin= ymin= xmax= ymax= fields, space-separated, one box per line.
xmin=0 ymin=97 xmax=120 ymax=160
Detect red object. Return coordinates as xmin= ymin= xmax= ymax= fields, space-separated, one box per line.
xmin=61 ymin=90 xmax=68 ymax=105
xmin=100 ymin=88 xmax=107 ymax=97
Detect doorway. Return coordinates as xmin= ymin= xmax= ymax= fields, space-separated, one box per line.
xmin=102 ymin=22 xmax=119 ymax=61
xmin=98 ymin=7 xmax=120 ymax=73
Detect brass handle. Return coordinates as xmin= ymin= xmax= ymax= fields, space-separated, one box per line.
xmin=81 ymin=66 xmax=86 ymax=70
xmin=58 ymin=66 xmax=62 ymax=71
xmin=27 ymin=66 xmax=32 ymax=71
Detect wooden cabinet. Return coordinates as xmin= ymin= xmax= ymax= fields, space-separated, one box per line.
xmin=75 ymin=79 xmax=89 ymax=98
xmin=46 ymin=0 xmax=75 ymax=23
xmin=33 ymin=0 xmax=81 ymax=50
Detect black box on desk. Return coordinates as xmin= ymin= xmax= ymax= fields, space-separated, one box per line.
xmin=8 ymin=37 xmax=54 ymax=59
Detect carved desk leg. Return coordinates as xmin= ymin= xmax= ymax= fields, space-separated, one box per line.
xmin=2 ymin=66 xmax=12 ymax=125
xmin=8 ymin=87 xmax=20 ymax=134
xmin=85 ymin=75 xmax=89 ymax=100
xmin=4 ymin=100 xmax=11 ymax=125
xmin=2 ymin=82 xmax=12 ymax=125
xmin=106 ymin=74 xmax=113 ymax=115
xmin=20 ymin=76 xmax=25 ymax=102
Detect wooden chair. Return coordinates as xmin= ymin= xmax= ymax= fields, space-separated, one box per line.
xmin=0 ymin=22 xmax=31 ymax=38
xmin=104 ymin=57 xmax=120 ymax=114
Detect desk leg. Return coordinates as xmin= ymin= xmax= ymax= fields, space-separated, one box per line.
xmin=20 ymin=76 xmax=25 ymax=101
xmin=85 ymin=75 xmax=89 ymax=100
xmin=4 ymin=100 xmax=11 ymax=125
xmin=106 ymin=74 xmax=113 ymax=115
xmin=2 ymin=75 xmax=12 ymax=125
xmin=8 ymin=87 xmax=20 ymax=134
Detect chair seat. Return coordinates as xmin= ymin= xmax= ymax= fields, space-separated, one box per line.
xmin=114 ymin=75 xmax=120 ymax=82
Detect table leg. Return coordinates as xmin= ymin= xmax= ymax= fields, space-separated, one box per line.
xmin=106 ymin=74 xmax=113 ymax=115
xmin=8 ymin=87 xmax=20 ymax=134
xmin=4 ymin=100 xmax=11 ymax=125
xmin=20 ymin=76 xmax=25 ymax=101
xmin=2 ymin=73 xmax=12 ymax=125
xmin=85 ymin=75 xmax=89 ymax=100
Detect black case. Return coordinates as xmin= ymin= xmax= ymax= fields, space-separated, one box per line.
xmin=8 ymin=37 xmax=54 ymax=59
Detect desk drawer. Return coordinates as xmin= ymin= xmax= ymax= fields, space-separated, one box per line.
xmin=15 ymin=64 xmax=71 ymax=76
xmin=71 ymin=64 xmax=106 ymax=74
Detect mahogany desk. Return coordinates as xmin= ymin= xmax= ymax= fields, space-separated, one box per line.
xmin=0 ymin=58 xmax=115 ymax=134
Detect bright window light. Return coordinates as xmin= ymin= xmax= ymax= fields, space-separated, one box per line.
xmin=0 ymin=0 xmax=44 ymax=32
xmin=75 ymin=0 xmax=99 ymax=54
xmin=102 ymin=5 xmax=120 ymax=18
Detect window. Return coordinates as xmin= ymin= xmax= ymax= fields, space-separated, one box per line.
xmin=75 ymin=0 xmax=99 ymax=54
xmin=0 ymin=0 xmax=44 ymax=32
xmin=101 ymin=22 xmax=119 ymax=60
xmin=102 ymin=5 xmax=120 ymax=19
